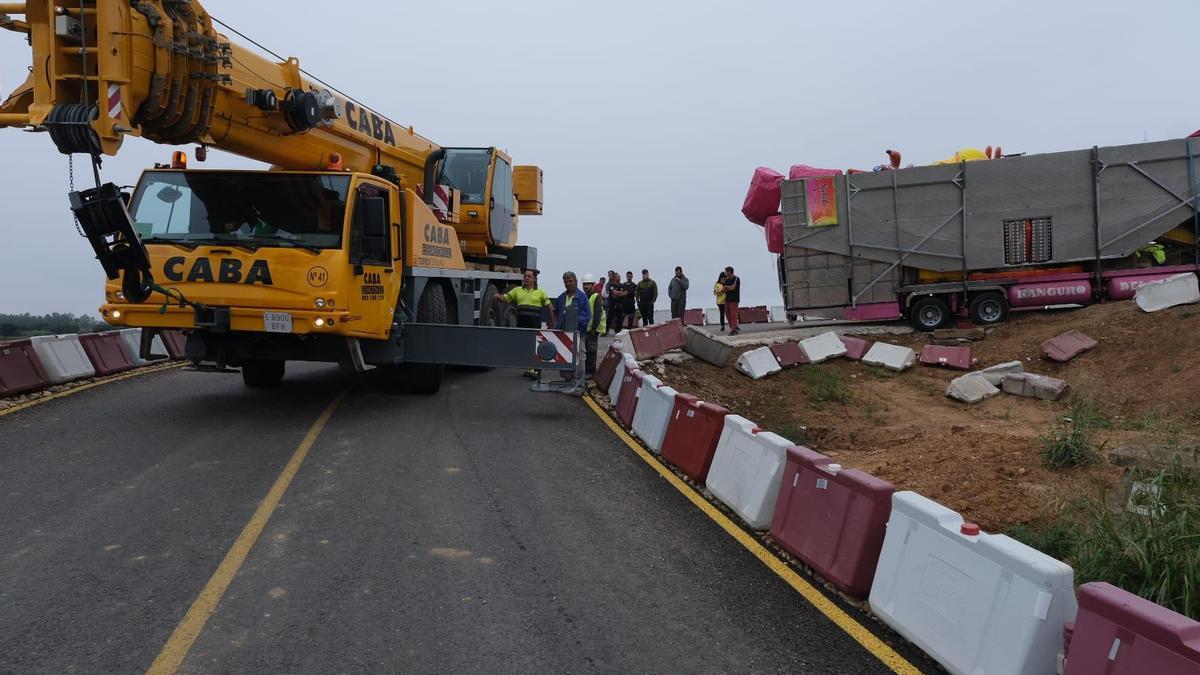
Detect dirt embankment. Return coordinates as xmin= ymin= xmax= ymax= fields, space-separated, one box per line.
xmin=667 ymin=301 xmax=1200 ymax=531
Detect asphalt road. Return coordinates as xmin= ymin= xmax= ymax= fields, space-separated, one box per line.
xmin=0 ymin=364 xmax=928 ymax=673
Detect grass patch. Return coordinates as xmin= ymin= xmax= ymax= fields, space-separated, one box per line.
xmin=1068 ymin=394 xmax=1110 ymax=430
xmin=804 ymin=367 xmax=850 ymax=409
xmin=1008 ymin=521 xmax=1079 ymax=561
xmin=774 ymin=422 xmax=811 ymax=445
xmin=1041 ymin=394 xmax=1108 ymax=469
xmin=864 ymin=365 xmax=895 ymax=379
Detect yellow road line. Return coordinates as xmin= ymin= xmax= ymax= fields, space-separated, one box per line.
xmin=0 ymin=363 xmax=185 ymax=419
xmin=582 ymin=395 xmax=921 ymax=675
xmin=146 ymin=388 xmax=350 ymax=675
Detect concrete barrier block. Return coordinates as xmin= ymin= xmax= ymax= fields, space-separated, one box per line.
xmin=631 ymin=373 xmax=677 ymax=453
xmin=870 ymin=491 xmax=1077 ymax=675
xmin=862 ymin=342 xmax=916 ymax=372
xmin=973 ymin=360 xmax=1023 ymax=386
xmin=946 ymin=373 xmax=1000 ymax=404
xmin=684 ymin=325 xmax=733 ymax=367
xmin=799 ymin=331 xmax=848 ymax=364
xmin=1135 ymin=272 xmax=1200 ymax=312
xmin=736 ymin=346 xmax=782 ymax=380
xmin=1040 ymin=330 xmax=1098 ymax=362
xmin=1002 ymin=372 xmax=1069 ymax=401
xmin=28 ymin=334 xmax=96 ymax=384
xmin=706 ymin=415 xmax=793 ymax=529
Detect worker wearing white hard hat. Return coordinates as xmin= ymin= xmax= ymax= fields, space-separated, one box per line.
xmin=581 ymin=274 xmax=606 ymax=377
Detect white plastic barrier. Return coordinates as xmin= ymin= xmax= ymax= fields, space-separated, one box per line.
xmin=1134 ymin=272 xmax=1200 ymax=312
xmin=704 ymin=308 xmax=722 ymax=326
xmin=608 ymin=353 xmax=636 ymax=406
xmin=705 ymin=415 xmax=793 ymax=529
xmin=870 ymin=492 xmax=1077 ymax=675
xmin=735 ymin=346 xmax=781 ymax=380
xmin=631 ymin=373 xmax=677 ymax=453
xmin=862 ymin=342 xmax=916 ymax=372
xmin=29 ymin=334 xmax=96 ymax=384
xmin=770 ymin=305 xmax=788 ymax=322
xmin=799 ymin=331 xmax=847 ymax=363
xmin=117 ymin=328 xmax=168 ymax=366
xmin=946 ymin=373 xmax=999 ymax=404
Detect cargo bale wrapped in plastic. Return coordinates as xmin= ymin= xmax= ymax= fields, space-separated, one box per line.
xmin=765 ymin=215 xmax=784 ymax=254
xmin=870 ymin=491 xmax=1077 ymax=675
xmin=0 ymin=339 xmax=50 ymax=396
xmin=660 ymin=394 xmax=730 ymax=482
xmin=705 ymin=415 xmax=793 ymax=530
xmin=770 ymin=447 xmax=894 ymax=597
xmin=1063 ymin=582 xmax=1200 ymax=675
xmin=741 ymin=166 xmax=784 ymax=226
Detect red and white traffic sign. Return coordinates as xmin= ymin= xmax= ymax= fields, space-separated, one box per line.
xmin=535 ymin=330 xmax=575 ymax=364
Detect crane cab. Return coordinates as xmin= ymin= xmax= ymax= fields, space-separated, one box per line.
xmin=432 ymin=148 xmax=542 ymax=257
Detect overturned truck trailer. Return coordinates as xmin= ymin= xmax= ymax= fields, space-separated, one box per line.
xmin=779 ymin=138 xmax=1200 ymax=329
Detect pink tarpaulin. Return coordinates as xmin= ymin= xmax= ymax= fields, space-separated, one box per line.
xmin=741 ymin=167 xmax=784 ymax=226
xmin=765 ymin=215 xmax=784 ymax=254
xmin=789 ymin=164 xmax=843 ymax=180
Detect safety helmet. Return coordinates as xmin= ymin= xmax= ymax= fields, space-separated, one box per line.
xmin=581 ymin=273 xmax=596 ymax=284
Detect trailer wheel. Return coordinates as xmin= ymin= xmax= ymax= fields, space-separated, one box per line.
xmin=404 ymin=283 xmax=448 ymax=394
xmin=242 ymin=359 xmax=285 ymax=388
xmin=498 ymin=302 xmax=518 ymax=328
xmin=481 ymin=284 xmax=501 ymax=326
xmin=969 ymin=292 xmax=1009 ymax=326
xmin=908 ymin=296 xmax=951 ymax=331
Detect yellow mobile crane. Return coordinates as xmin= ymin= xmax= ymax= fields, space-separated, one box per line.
xmin=0 ymin=1 xmax=563 ymax=392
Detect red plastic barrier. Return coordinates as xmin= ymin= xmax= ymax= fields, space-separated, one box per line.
xmin=0 ymin=339 xmax=50 ymax=396
xmin=660 ymin=393 xmax=731 ymax=482
xmin=615 ymin=368 xmax=644 ymax=428
xmin=160 ymin=330 xmax=187 ymax=360
xmin=595 ymin=344 xmax=624 ymax=391
xmin=1065 ymin=582 xmax=1200 ymax=674
xmin=627 ymin=327 xmax=663 ymax=359
xmin=658 ymin=320 xmax=686 ymax=351
xmin=738 ymin=305 xmax=770 ymax=324
xmin=919 ymin=344 xmax=972 ymax=370
xmin=1040 ymin=330 xmax=1098 ymax=362
xmin=839 ymin=336 xmax=871 ymax=361
xmin=683 ymin=309 xmax=705 ymax=326
xmin=741 ymin=166 xmax=784 ymax=226
xmin=765 ymin=215 xmax=784 ymax=254
xmin=769 ymin=341 xmax=808 ymax=368
xmin=78 ymin=332 xmax=136 ymax=376
xmin=770 ymin=446 xmax=894 ymax=597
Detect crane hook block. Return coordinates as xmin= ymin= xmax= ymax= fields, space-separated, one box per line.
xmin=68 ymin=183 xmax=152 ymax=286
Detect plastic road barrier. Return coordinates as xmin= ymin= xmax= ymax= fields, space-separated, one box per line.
xmin=117 ymin=328 xmax=168 ymax=366
xmin=1064 ymin=582 xmax=1200 ymax=675
xmin=79 ymin=332 xmax=136 ymax=376
xmin=595 ymin=344 xmax=624 ymax=391
xmin=839 ymin=336 xmax=872 ymax=361
xmin=919 ymin=345 xmax=973 ymax=370
xmin=973 ymin=360 xmax=1023 ymax=386
xmin=770 ymin=447 xmax=895 ymax=597
xmin=615 ymin=368 xmax=645 ymax=429
xmin=657 ymin=320 xmax=687 ymax=352
xmin=28 ymin=334 xmax=96 ymax=384
xmin=736 ymin=346 xmax=782 ymax=379
xmin=770 ymin=306 xmax=788 ymax=322
xmin=769 ymin=341 xmax=808 ymax=368
xmin=0 ymin=339 xmax=50 ymax=396
xmin=160 ymin=330 xmax=188 ymax=360
xmin=1040 ymin=330 xmax=1098 ymax=362
xmin=631 ymin=373 xmax=678 ymax=453
xmin=705 ymin=415 xmax=793 ymax=529
xmin=608 ymin=352 xmax=636 ymax=406
xmin=683 ymin=309 xmax=705 ymax=326
xmin=946 ymin=373 xmax=1000 ymax=404
xmin=862 ymin=342 xmax=916 ymax=372
xmin=738 ymin=305 xmax=771 ymax=324
xmin=1134 ymin=272 xmax=1200 ymax=312
xmin=628 ymin=326 xmax=664 ymax=360
xmin=799 ymin=331 xmax=848 ymax=364
xmin=870 ymin=491 xmax=1077 ymax=675
xmin=1002 ymin=372 xmax=1069 ymax=401
xmin=660 ymin=394 xmax=731 ymax=482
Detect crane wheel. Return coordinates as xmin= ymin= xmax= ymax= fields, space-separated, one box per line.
xmin=403 ymin=283 xmax=449 ymax=394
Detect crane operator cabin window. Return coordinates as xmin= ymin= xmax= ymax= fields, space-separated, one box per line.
xmin=438 ymin=149 xmax=491 ymax=204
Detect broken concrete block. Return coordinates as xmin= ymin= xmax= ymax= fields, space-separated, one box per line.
xmin=919 ymin=345 xmax=973 ymax=370
xmin=658 ymin=351 xmax=694 ymax=366
xmin=1134 ymin=272 xmax=1200 ymax=312
xmin=1002 ymin=372 xmax=1069 ymax=401
xmin=839 ymin=335 xmax=872 ymax=361
xmin=972 ymin=361 xmax=1024 ymax=387
xmin=736 ymin=346 xmax=783 ymax=380
xmin=862 ymin=342 xmax=917 ymax=372
xmin=1040 ymin=330 xmax=1098 ymax=362
xmin=946 ymin=373 xmax=1000 ymax=404
xmin=684 ymin=325 xmax=733 ymax=367
xmin=799 ymin=331 xmax=848 ymax=364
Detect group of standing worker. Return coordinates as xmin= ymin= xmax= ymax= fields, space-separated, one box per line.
xmin=496 ymin=264 xmax=743 ymax=381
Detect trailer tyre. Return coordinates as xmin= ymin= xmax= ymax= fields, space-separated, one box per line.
xmin=242 ymin=359 xmax=285 ymax=388
xmin=908 ymin=296 xmax=951 ymax=331
xmin=969 ymin=292 xmax=1009 ymax=326
xmin=404 ymin=283 xmax=448 ymax=394
xmin=481 ymin=284 xmax=501 ymax=327
xmin=498 ymin=302 xmax=518 ymax=328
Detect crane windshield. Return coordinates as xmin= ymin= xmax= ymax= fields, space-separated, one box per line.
xmin=436 ymin=149 xmax=491 ymax=204
xmin=128 ymin=171 xmax=352 ymax=250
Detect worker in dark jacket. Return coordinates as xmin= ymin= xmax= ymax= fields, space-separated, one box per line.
xmin=621 ymin=271 xmax=637 ymax=330
xmin=636 ymin=269 xmax=658 ymax=326
xmin=668 ymin=266 xmax=689 ymax=320
xmin=553 ymin=271 xmax=591 ymax=383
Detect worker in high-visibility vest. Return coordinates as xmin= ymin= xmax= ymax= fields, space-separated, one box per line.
xmin=501 ymin=269 xmax=554 ymax=378
xmin=582 ymin=274 xmax=607 ymax=376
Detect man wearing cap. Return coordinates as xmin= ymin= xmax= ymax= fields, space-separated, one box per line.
xmin=582 ymin=274 xmax=607 ymax=376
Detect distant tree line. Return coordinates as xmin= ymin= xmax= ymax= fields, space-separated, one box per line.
xmin=0 ymin=313 xmax=105 ymax=340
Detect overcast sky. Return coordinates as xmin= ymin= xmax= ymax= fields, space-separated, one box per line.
xmin=2 ymin=0 xmax=1199 ymax=316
